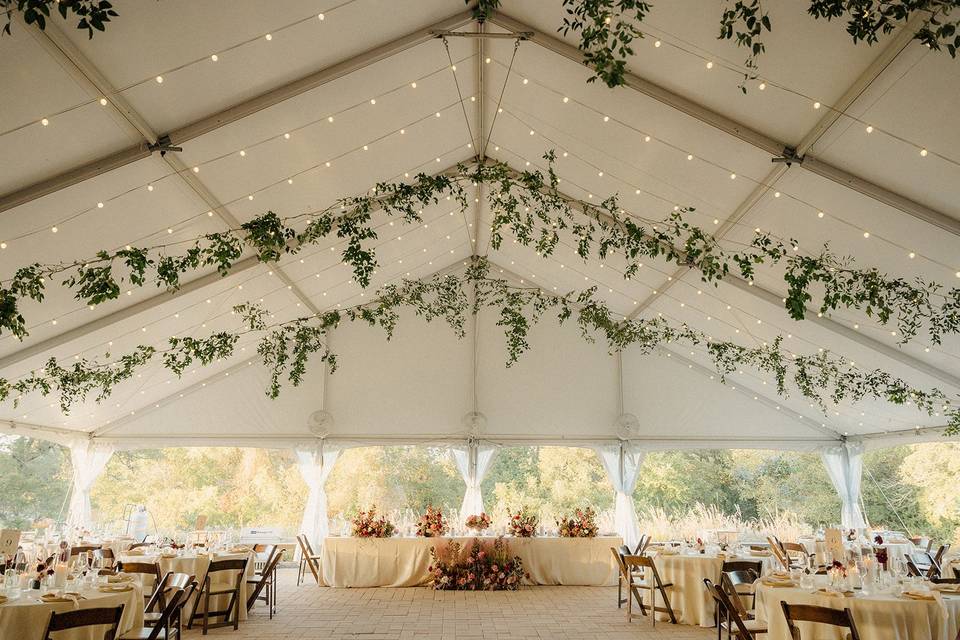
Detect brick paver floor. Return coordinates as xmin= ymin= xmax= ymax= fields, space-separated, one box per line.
xmin=186 ymin=567 xmax=716 ymax=639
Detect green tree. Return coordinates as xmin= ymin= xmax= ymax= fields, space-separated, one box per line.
xmin=0 ymin=435 xmax=71 ymax=529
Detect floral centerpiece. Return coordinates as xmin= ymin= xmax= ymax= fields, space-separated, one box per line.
xmin=556 ymin=507 xmax=598 ymax=538
xmin=465 ymin=513 xmax=492 ymax=532
xmin=352 ymin=506 xmax=396 ymax=538
xmin=508 ymin=506 xmax=538 ymax=537
xmin=416 ymin=506 xmax=448 ymax=537
xmin=428 ymin=537 xmax=527 ymax=590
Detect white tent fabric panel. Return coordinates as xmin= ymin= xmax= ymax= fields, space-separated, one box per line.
xmin=621 ymin=347 xmax=838 ymax=450
xmin=476 ymin=312 xmax=620 ymax=440
xmin=324 ymin=309 xmax=474 ymax=438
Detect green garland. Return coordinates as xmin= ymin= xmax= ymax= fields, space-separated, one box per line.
xmin=2 ymin=258 xmax=956 ymax=435
xmin=3 ymin=153 xmax=958 ymax=347
xmin=1 ymin=0 xmax=117 ymax=38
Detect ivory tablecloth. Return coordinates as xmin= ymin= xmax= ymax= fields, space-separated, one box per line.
xmin=0 ymin=582 xmax=144 ymax=640
xmin=321 ymin=536 xmax=622 ymax=588
xmin=755 ymin=578 xmax=960 ymax=640
xmin=646 ymin=551 xmax=776 ymax=627
xmin=118 ymin=551 xmax=255 ymax=620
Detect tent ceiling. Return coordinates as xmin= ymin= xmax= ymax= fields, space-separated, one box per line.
xmin=0 ymin=0 xmax=957 ymax=447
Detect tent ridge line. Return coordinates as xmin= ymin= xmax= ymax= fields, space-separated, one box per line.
xmin=487 ymin=11 xmax=960 ymax=238
xmin=0 ymin=9 xmax=475 ymax=215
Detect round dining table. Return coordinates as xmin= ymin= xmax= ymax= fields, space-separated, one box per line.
xmin=118 ymin=548 xmax=256 ymax=621
xmin=755 ymin=575 xmax=960 ymax=640
xmin=646 ymin=549 xmax=778 ymax=626
xmin=0 ymin=580 xmax=144 ymax=640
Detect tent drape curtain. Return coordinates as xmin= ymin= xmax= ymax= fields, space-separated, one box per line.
xmin=296 ymin=443 xmax=342 ymax=548
xmin=451 ymin=441 xmax=496 ymax=521
xmin=820 ymin=441 xmax=866 ymax=529
xmin=66 ymin=439 xmax=115 ymax=532
xmin=594 ymin=443 xmax=646 ymax=548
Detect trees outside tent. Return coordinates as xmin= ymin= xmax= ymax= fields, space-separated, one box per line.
xmin=0 ymin=436 xmax=956 ymax=544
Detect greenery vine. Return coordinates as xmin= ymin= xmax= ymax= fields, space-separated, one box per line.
xmin=1 ymin=0 xmax=117 ymax=38
xmin=2 ymin=258 xmax=956 ymax=435
xmin=3 ymin=153 xmax=958 ymax=348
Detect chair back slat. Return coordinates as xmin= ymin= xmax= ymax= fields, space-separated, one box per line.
xmin=781 ymin=602 xmax=861 ymax=640
xmin=722 ymin=560 xmax=763 ymax=575
xmin=44 ymin=605 xmax=124 ymax=640
xmin=247 ymin=548 xmax=285 ymax=611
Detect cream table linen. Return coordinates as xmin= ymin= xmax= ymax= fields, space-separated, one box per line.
xmin=755 ymin=577 xmax=960 ymax=640
xmin=0 ymin=582 xmax=144 ymax=640
xmin=645 ymin=551 xmax=775 ymax=627
xmin=321 ymin=536 xmax=622 ymax=588
xmin=118 ymin=551 xmax=255 ymax=621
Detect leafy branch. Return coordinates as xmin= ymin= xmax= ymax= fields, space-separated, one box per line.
xmin=3 ymin=153 xmax=959 ymax=347
xmin=2 ymin=258 xmax=956 ymax=435
xmin=2 ymin=0 xmax=117 ymax=38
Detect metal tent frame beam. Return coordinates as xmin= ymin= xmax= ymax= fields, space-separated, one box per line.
xmin=487 ymin=11 xmax=960 ymax=238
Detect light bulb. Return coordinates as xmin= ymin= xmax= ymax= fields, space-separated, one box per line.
xmin=156 ymin=76 xmax=163 ymax=83
xmin=706 ymin=61 xmax=714 ymax=69
xmin=99 ymin=98 xmax=107 ymax=106
xmin=211 ymin=54 xmax=218 ymax=62
xmin=265 ymin=33 xmax=272 ymax=41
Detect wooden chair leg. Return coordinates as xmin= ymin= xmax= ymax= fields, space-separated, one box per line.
xmin=659 ymin=583 xmax=678 ymax=624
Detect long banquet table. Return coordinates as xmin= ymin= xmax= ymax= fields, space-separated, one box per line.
xmin=755 ymin=576 xmax=960 ymax=640
xmin=321 ymin=536 xmax=622 ymax=587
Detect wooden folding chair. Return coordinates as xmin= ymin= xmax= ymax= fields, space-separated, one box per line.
xmin=43 ymin=605 xmax=125 ymax=640
xmin=247 ymin=548 xmax=285 ymax=617
xmin=781 ymin=602 xmax=861 ymax=640
xmin=613 ymin=547 xmax=637 ymax=608
xmin=704 ymin=579 xmax=766 ymax=640
xmin=781 ymin=542 xmax=810 ymax=569
xmin=296 ymin=534 xmax=322 ymax=586
xmin=722 ymin=560 xmax=763 ymax=605
xmin=905 ymin=551 xmax=941 ymax=579
xmin=622 ymin=553 xmax=677 ymax=626
xmin=934 ymin=543 xmax=951 ymax=568
xmin=188 ymin=557 xmax=247 ymax=634
xmin=145 ymin=572 xmax=193 ymax=629
xmin=118 ymin=561 xmax=164 ymax=606
xmin=121 ymin=587 xmax=188 ymax=640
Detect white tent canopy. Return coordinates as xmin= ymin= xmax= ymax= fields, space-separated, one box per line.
xmin=1 ymin=1 xmax=958 ymax=535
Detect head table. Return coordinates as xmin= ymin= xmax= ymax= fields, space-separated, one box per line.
xmin=755 ymin=575 xmax=960 ymax=640
xmin=0 ymin=580 xmax=144 ymax=640
xmin=321 ymin=536 xmax=622 ymax=588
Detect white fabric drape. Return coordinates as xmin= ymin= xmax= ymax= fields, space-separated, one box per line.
xmin=820 ymin=441 xmax=866 ymax=529
xmin=594 ymin=443 xmax=646 ymax=548
xmin=66 ymin=439 xmax=115 ymax=532
xmin=296 ymin=443 xmax=341 ymax=548
xmin=451 ymin=441 xmax=496 ymax=520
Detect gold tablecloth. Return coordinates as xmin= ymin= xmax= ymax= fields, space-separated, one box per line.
xmin=0 ymin=582 xmax=144 ymax=640
xmin=321 ymin=536 xmax=622 ymax=588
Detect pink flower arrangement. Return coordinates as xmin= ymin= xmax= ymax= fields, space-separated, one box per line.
xmin=428 ymin=537 xmax=527 ymax=590
xmin=556 ymin=507 xmax=599 ymax=538
xmin=508 ymin=506 xmax=538 ymax=537
xmin=416 ymin=505 xmax=448 ymax=537
xmin=465 ymin=513 xmax=492 ymax=532
xmin=351 ymin=507 xmax=396 ymax=538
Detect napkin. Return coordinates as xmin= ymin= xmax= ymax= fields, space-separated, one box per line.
xmin=159 ymin=551 xmax=177 ymax=558
xmin=932 ymin=583 xmax=960 ymax=593
xmin=229 ymin=545 xmax=252 ymax=553
xmin=98 ymin=584 xmax=133 ymax=593
xmin=761 ymin=577 xmax=795 ymax=588
xmin=902 ymin=590 xmax=937 ymax=601
xmin=124 ymin=548 xmax=145 ymax=556
xmin=107 ymin=574 xmax=135 ymax=584
xmin=656 ymin=548 xmax=678 ymax=556
xmin=40 ymin=592 xmax=84 ymax=603
xmin=816 ymin=587 xmax=854 ymax=598
xmin=750 ymin=549 xmax=772 ymax=557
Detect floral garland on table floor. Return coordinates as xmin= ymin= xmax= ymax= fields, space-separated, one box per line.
xmin=3 ymin=153 xmax=958 ymax=346
xmin=556 ymin=507 xmax=599 ymax=538
xmin=2 ymin=257 xmax=958 ymax=434
xmin=509 ymin=506 xmax=539 ymax=537
xmin=351 ymin=507 xmax=396 ymax=538
xmin=429 ymin=537 xmax=527 ymax=590
xmin=416 ymin=506 xmax=448 ymax=537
